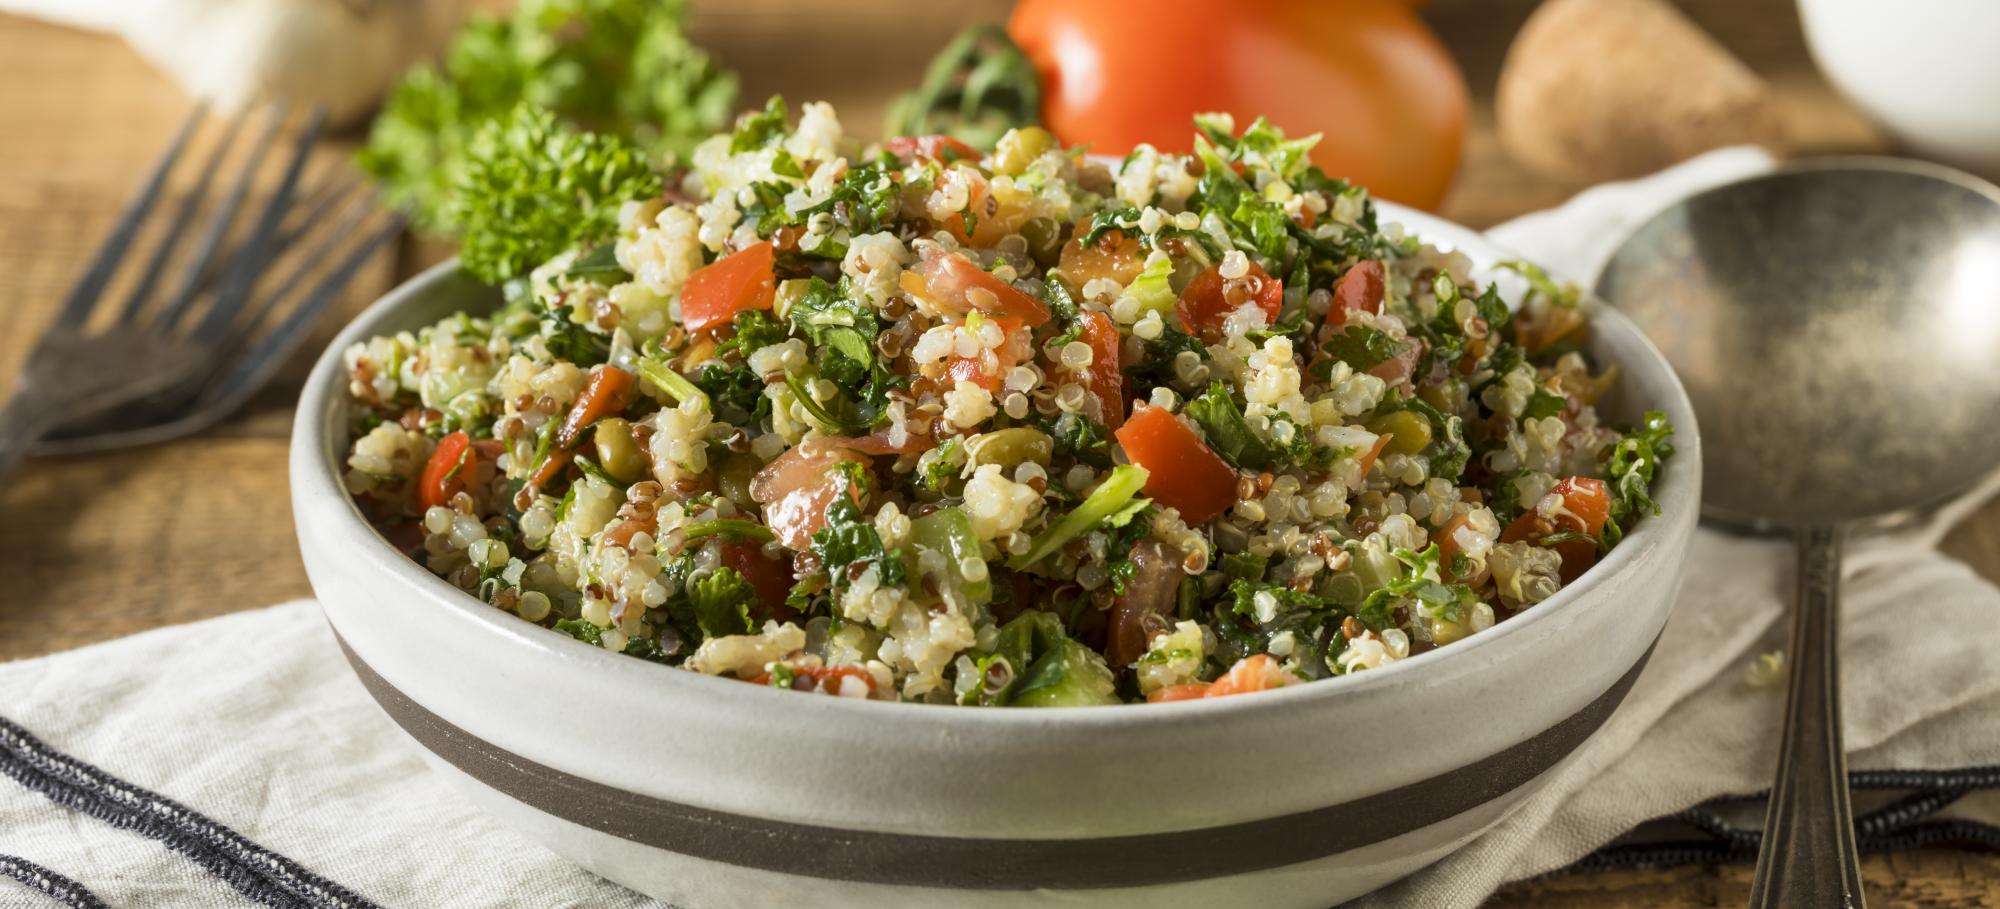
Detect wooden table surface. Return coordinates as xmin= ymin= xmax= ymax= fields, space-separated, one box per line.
xmin=2 ymin=1 xmax=1995 ymax=905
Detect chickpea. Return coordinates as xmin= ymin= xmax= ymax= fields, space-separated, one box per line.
xmin=1365 ymin=410 xmax=1433 ymax=456
xmin=593 ymin=418 xmax=647 ymax=483
xmin=965 ymin=427 xmax=1054 ymax=469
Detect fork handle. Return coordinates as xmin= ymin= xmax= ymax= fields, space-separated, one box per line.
xmin=0 ymin=388 xmax=66 ymax=489
xmin=1749 ymin=524 xmax=1866 ymax=909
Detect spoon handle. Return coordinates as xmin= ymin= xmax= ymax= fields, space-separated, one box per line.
xmin=1749 ymin=524 xmax=1865 ymax=908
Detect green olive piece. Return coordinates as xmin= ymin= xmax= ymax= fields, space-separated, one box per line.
xmin=1365 ymin=410 xmax=1433 ymax=456
xmin=992 ymin=126 xmax=1056 ymax=177
xmin=594 ymin=418 xmax=647 ymax=483
xmin=1020 ymin=216 xmax=1063 ymax=269
xmin=716 ymin=452 xmax=762 ymax=507
xmin=966 ymin=427 xmax=1054 ymax=470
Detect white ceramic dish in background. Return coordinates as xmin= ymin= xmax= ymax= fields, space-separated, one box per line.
xmin=290 ymin=203 xmax=1701 ymax=908
xmin=1798 ymin=0 xmax=2000 ymax=179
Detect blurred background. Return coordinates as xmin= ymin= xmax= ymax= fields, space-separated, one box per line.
xmin=0 ymin=0 xmax=1994 ymax=901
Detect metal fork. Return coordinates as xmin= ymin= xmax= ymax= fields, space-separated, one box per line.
xmin=0 ymin=103 xmax=404 ymax=484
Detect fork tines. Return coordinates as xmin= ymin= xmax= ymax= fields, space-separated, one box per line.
xmin=29 ymin=100 xmax=405 ymax=455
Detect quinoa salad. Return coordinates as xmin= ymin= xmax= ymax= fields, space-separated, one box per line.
xmin=340 ymin=98 xmax=1675 ymax=706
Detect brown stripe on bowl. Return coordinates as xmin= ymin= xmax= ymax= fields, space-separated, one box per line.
xmin=337 ymin=633 xmax=1655 ymax=890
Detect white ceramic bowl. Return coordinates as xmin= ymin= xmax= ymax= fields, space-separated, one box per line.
xmin=291 ymin=204 xmax=1700 ymax=908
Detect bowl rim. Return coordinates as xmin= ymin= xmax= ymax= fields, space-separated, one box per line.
xmin=293 ymin=201 xmax=1702 ymax=727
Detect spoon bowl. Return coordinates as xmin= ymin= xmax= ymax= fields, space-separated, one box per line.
xmin=1598 ymin=157 xmax=2000 ymax=908
xmin=1600 ymin=158 xmax=2000 ymax=529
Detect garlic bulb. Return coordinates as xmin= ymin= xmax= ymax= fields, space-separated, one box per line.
xmin=4 ymin=0 xmax=472 ymax=127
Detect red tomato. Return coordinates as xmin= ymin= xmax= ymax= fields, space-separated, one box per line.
xmin=1144 ymin=654 xmax=1285 ymax=702
xmin=930 ymin=171 xmax=1030 ymax=248
xmin=418 ymin=431 xmax=473 ymax=510
xmin=1114 ymin=405 xmax=1239 ymax=525
xmin=1432 ymin=513 xmax=1492 ymax=585
xmin=1313 ymin=260 xmax=1414 ymax=384
xmin=1501 ymin=476 xmax=1611 ymax=583
xmin=1175 ymin=261 xmax=1283 ymax=341
xmin=885 ymin=134 xmax=984 ymax=164
xmin=1148 ymin=683 xmax=1214 ymax=703
xmin=910 ymin=247 xmax=1052 ymax=327
xmin=946 ymin=314 xmax=1026 ymax=393
xmin=721 ymin=540 xmax=797 ymax=620
xmin=745 ymin=663 xmax=881 ymax=697
xmin=1077 ymin=310 xmax=1125 ymax=429
xmin=681 ymin=242 xmax=777 ymax=334
xmin=748 ymin=440 xmax=870 ymax=550
xmin=1369 ymin=336 xmax=1423 ymax=389
xmin=1329 ymin=259 xmax=1385 ymax=327
xmin=1057 ymin=227 xmax=1144 ymax=292
xmin=1009 ymin=0 xmax=1468 ymax=210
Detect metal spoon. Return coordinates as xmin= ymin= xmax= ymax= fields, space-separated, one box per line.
xmin=1596 ymin=157 xmax=2000 ymax=909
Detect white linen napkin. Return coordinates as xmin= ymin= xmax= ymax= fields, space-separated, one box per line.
xmin=4 ymin=149 xmax=1996 ymax=909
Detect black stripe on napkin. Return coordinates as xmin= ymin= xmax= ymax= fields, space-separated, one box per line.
xmin=0 ymin=855 xmax=107 ymax=909
xmin=1563 ymin=764 xmax=2000 ymax=873
xmin=0 ymin=715 xmax=381 ymax=909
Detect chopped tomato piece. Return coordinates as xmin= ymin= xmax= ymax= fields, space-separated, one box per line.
xmin=556 ymin=365 xmax=636 ymax=449
xmin=1354 ymin=433 xmax=1393 ymax=479
xmin=1207 ymin=654 xmax=1283 ymax=697
xmin=1057 ymin=227 xmax=1144 ymax=293
xmin=1432 ymin=513 xmax=1488 ymax=584
xmin=1313 ymin=260 xmax=1409 ymax=385
xmin=749 ymin=439 xmax=870 ymax=550
xmin=1077 ymin=311 xmax=1125 ymax=429
xmin=1368 ymin=336 xmax=1423 ymax=389
xmin=1175 ymin=260 xmax=1283 ymax=341
xmin=946 ymin=314 xmax=1026 ymax=393
xmin=910 ymin=247 xmax=1051 ymax=327
xmin=418 ymin=431 xmax=473 ymax=510
xmin=1330 ymin=259 xmax=1386 ymax=326
xmin=681 ymin=242 xmax=777 ymax=334
xmin=602 ymin=513 xmax=659 ymax=549
xmin=1147 ymin=683 xmax=1213 ymax=703
xmin=884 ymin=134 xmax=984 ymax=164
xmin=747 ymin=663 xmax=881 ymax=697
xmin=1144 ymin=655 xmax=1286 ymax=703
xmin=936 ymin=172 xmax=1030 ymax=248
xmin=722 ymin=540 xmax=797 ymax=620
xmin=1500 ymin=476 xmax=1611 ymax=583
xmin=1106 ymin=541 xmax=1178 ymax=668
xmin=1114 ymin=405 xmax=1239 ymax=525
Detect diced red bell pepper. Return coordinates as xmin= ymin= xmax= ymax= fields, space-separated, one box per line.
xmin=1114 ymin=405 xmax=1239 ymax=525
xmin=1500 ymin=476 xmax=1612 ymax=582
xmin=681 ymin=242 xmax=777 ymax=334
xmin=419 ymin=431 xmax=473 ymax=510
